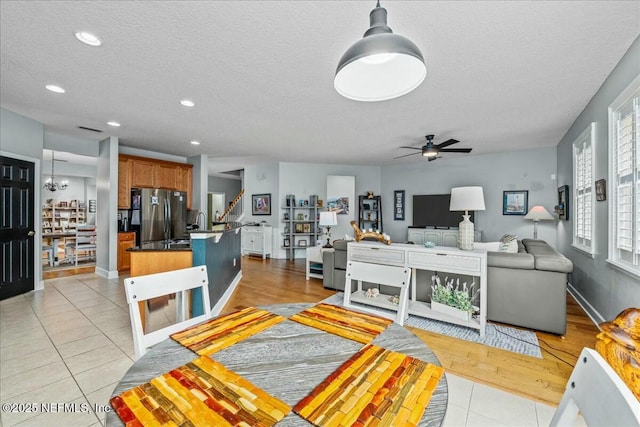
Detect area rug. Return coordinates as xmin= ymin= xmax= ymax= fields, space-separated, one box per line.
xmin=294 ymin=343 xmax=444 ymax=427
xmin=322 ymin=294 xmax=542 ymax=358
xmin=171 ymin=306 xmax=285 ymax=356
xmin=110 ymin=355 xmax=290 ymax=426
xmin=289 ymin=303 xmax=393 ymax=344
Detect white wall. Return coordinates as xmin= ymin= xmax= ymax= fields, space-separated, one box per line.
xmin=381 ymin=147 xmax=559 ymax=246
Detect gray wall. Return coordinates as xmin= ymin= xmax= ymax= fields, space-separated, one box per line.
xmin=0 ymin=108 xmax=45 ymax=288
xmin=556 ymin=36 xmax=640 ymax=322
xmin=208 ymin=175 xmax=242 ymax=207
xmin=381 ymin=147 xmax=559 ymax=246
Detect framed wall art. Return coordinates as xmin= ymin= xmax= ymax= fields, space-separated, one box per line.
xmin=252 ymin=193 xmax=271 ymax=215
xmin=555 ymin=185 xmax=569 ymax=220
xmin=394 ymin=190 xmax=405 ymax=221
xmin=502 ymin=190 xmax=528 ymax=215
xmin=595 ymin=179 xmax=606 ymax=201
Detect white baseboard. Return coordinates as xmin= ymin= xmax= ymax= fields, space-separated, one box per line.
xmin=95 ymin=266 xmax=119 ymax=280
xmin=211 ymin=271 xmax=242 ymax=316
xmin=567 ymin=282 xmax=605 ymax=330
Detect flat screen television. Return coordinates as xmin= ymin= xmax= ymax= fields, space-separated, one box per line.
xmin=412 ymin=194 xmax=473 ymax=228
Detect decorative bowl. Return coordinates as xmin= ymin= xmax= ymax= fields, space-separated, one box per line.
xmin=424 ymin=241 xmax=436 ymax=248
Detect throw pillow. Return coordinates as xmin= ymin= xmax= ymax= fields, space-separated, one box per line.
xmin=498 ymin=234 xmax=518 ymax=252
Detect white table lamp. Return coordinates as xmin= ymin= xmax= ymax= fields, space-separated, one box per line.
xmin=524 ymin=206 xmax=554 ymax=239
xmin=319 ymin=211 xmax=338 ymax=248
xmin=450 ymin=186 xmax=486 ymax=250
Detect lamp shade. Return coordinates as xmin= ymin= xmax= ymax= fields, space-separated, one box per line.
xmin=524 ymin=206 xmax=554 ymax=221
xmin=449 ymin=187 xmax=486 ymax=212
xmin=334 ymin=4 xmax=426 ymax=102
xmin=319 ymin=211 xmax=338 ymax=227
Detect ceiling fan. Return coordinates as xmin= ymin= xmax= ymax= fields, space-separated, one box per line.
xmin=394 ymin=134 xmax=472 ymax=161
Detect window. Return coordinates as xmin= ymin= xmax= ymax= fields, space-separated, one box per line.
xmin=608 ymin=74 xmax=640 ymax=277
xmin=573 ymin=123 xmax=595 ymax=254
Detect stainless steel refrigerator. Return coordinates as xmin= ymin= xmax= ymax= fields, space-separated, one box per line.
xmin=130 ymin=188 xmax=187 ymax=245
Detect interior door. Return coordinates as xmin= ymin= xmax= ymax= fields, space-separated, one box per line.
xmin=0 ymin=156 xmax=36 ymax=300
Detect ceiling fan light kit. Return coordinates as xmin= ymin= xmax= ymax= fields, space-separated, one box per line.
xmin=395 ymin=134 xmax=472 ymax=161
xmin=334 ymin=1 xmax=426 ymax=102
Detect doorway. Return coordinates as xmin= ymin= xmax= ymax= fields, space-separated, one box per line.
xmin=0 ymin=156 xmax=36 ymax=300
xmin=208 ymin=192 xmax=226 ymax=225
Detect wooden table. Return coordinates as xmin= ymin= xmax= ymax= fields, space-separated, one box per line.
xmin=42 ymin=231 xmax=75 ymax=266
xmin=106 ymin=302 xmax=448 ymax=427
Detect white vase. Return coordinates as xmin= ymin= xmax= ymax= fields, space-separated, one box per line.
xmin=431 ymin=301 xmax=471 ymax=321
xmin=458 ymin=214 xmax=474 ymax=251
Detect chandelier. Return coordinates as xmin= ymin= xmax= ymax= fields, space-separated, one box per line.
xmin=43 ymin=151 xmax=68 ymax=192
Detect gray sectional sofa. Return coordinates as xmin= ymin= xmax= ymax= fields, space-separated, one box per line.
xmin=487 ymin=238 xmax=573 ymax=335
xmin=323 ymin=238 xmax=573 ymax=335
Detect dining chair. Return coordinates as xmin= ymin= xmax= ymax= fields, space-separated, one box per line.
xmin=343 ymin=260 xmax=411 ymax=326
xmin=64 ymin=224 xmax=97 ymax=265
xmin=124 ymin=265 xmax=211 ymax=360
xmin=549 ymin=347 xmax=640 ymax=427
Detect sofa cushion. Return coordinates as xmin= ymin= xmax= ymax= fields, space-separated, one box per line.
xmin=487 ymin=252 xmax=535 ymax=269
xmin=522 ymin=239 xmax=574 ymax=273
xmin=332 ymin=240 xmax=348 ymax=270
xmin=499 ymin=234 xmax=518 ymax=251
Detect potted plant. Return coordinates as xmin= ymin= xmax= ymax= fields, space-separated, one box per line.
xmin=430 ymin=275 xmax=478 ymax=321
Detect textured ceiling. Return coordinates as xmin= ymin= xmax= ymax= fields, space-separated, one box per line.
xmin=1 ymin=1 xmax=638 ymax=173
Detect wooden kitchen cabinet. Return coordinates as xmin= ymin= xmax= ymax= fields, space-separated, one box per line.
xmin=117 ymin=232 xmax=136 ymax=272
xmin=119 ymin=154 xmax=193 ymax=209
xmin=131 ymin=157 xmax=156 ymax=188
xmin=118 ymin=157 xmax=132 ymax=209
xmin=176 ymin=165 xmax=193 ymax=209
xmin=154 ymin=163 xmax=178 ymax=190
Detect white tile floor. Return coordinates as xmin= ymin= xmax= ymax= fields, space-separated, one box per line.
xmin=1 ymin=273 xmax=576 ymax=427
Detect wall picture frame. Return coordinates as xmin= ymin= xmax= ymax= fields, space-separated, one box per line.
xmin=555 ymin=185 xmax=569 ymax=220
xmin=595 ymin=179 xmax=606 ymax=201
xmin=252 ymin=193 xmax=271 ymax=215
xmin=502 ymin=190 xmax=528 ymax=215
xmin=394 ymin=190 xmax=405 ymax=221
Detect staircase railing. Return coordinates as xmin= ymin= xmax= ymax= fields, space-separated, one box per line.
xmin=217 ymin=189 xmax=245 ymax=223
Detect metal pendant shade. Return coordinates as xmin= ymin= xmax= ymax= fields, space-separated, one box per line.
xmin=334 ymin=2 xmax=426 ymax=102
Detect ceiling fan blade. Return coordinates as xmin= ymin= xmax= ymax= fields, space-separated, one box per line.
xmin=439 ymin=148 xmax=472 ymax=153
xmin=435 ymin=139 xmax=459 ymax=149
xmin=399 ymin=146 xmax=423 ymax=150
xmin=393 ymin=152 xmax=421 ymax=159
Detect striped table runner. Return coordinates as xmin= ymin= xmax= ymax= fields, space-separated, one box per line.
xmin=171 ymin=306 xmax=285 ymax=355
xmin=289 ymin=303 xmax=393 ymax=344
xmin=110 ymin=355 xmax=290 ymax=426
xmin=294 ymin=344 xmax=444 ymax=427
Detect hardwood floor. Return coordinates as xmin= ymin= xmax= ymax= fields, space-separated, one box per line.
xmin=223 ymin=255 xmax=599 ymax=406
xmin=42 ymin=254 xmax=599 ymax=406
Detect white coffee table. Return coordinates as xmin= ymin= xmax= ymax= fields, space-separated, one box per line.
xmin=305 ymin=246 xmax=334 ymax=280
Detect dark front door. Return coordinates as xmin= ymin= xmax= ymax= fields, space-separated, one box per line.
xmin=0 ymin=156 xmax=36 ymax=300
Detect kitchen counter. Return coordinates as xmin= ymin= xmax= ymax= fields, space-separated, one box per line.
xmin=127 ymin=241 xmax=192 ymax=252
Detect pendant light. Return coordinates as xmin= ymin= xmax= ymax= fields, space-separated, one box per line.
xmin=43 ymin=151 xmax=68 ymax=192
xmin=334 ymin=1 xmax=426 ymax=102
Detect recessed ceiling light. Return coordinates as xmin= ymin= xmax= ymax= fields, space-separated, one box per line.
xmin=45 ymin=85 xmax=65 ymax=93
xmin=190 ymin=140 xmax=200 ymax=145
xmin=180 ymin=99 xmax=195 ymax=107
xmin=107 ymin=121 xmax=120 ymax=127
xmin=74 ymin=31 xmax=102 ymax=46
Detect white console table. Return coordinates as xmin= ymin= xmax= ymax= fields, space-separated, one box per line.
xmin=241 ymin=225 xmax=272 ymax=259
xmin=346 ymin=241 xmax=487 ymax=336
xmin=407 ymin=228 xmax=482 ymax=246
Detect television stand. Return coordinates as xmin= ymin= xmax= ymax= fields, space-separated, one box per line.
xmin=407 ymin=227 xmax=481 ymax=247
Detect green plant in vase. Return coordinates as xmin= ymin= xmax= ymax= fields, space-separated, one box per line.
xmin=430 ymin=275 xmax=478 ymax=312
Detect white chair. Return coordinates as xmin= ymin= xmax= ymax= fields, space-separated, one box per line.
xmin=549 ymin=347 xmax=640 ymax=427
xmin=65 ymin=225 xmax=97 ymax=265
xmin=343 ymin=260 xmax=411 ymax=326
xmin=124 ymin=265 xmax=211 ymax=360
